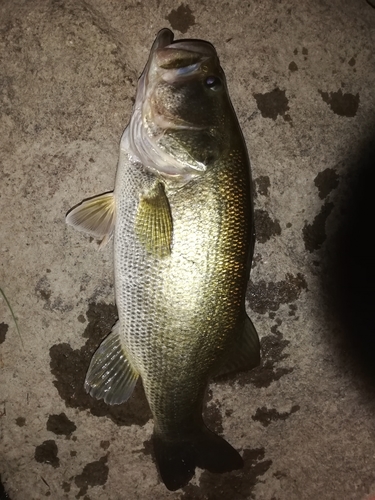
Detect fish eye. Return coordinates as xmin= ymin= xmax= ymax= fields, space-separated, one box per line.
xmin=204 ymin=76 xmax=222 ymax=91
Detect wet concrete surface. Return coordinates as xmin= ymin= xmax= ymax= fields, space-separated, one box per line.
xmin=1 ymin=0 xmax=375 ymax=498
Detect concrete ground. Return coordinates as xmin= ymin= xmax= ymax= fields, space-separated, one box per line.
xmin=1 ymin=0 xmax=375 ymax=498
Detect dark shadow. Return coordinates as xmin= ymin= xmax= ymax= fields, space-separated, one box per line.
xmin=0 ymin=476 xmax=11 ymax=500
xmin=322 ymin=133 xmax=375 ymax=382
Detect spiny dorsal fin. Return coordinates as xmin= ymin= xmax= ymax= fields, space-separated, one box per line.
xmin=66 ymin=192 xmax=115 ymax=248
xmin=215 ymin=314 xmax=260 ymax=377
xmin=135 ymin=182 xmax=173 ymax=258
xmin=85 ymin=321 xmax=139 ymax=405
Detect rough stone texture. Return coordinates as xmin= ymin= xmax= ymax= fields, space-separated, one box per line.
xmin=1 ymin=1 xmax=375 ymax=499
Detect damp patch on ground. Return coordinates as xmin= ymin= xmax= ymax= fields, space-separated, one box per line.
xmin=303 ymin=201 xmax=334 ymax=252
xmin=314 ymin=168 xmax=339 ymax=199
xmin=204 ymin=390 xmax=224 ymax=435
xmin=34 ymin=440 xmax=60 ymax=468
xmin=254 ymin=209 xmax=282 ymax=243
xmin=46 ymin=413 xmax=77 ymax=437
xmin=247 ymin=273 xmax=307 ymax=314
xmin=252 ymin=405 xmax=300 ymax=427
xmin=74 ymin=455 xmax=108 ymax=498
xmin=49 ymin=301 xmax=151 ymax=426
xmin=254 ymin=175 xmax=271 ymax=197
xmin=0 ymin=323 xmax=8 ymax=343
xmin=318 ymin=89 xmax=359 ymax=117
xmin=253 ymin=88 xmax=290 ymax=121
xmin=15 ymin=417 xmax=26 ymax=427
xmin=165 ymin=4 xmax=196 ymax=34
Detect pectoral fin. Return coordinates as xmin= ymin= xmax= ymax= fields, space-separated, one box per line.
xmin=66 ymin=192 xmax=115 ymax=248
xmin=135 ymin=182 xmax=173 ymax=258
xmin=215 ymin=314 xmax=260 ymax=377
xmin=85 ymin=321 xmax=139 ymax=405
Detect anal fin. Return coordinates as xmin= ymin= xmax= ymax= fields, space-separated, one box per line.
xmin=85 ymin=321 xmax=139 ymax=405
xmin=215 ymin=314 xmax=260 ymax=377
xmin=135 ymin=182 xmax=172 ymax=258
xmin=66 ymin=192 xmax=115 ymax=248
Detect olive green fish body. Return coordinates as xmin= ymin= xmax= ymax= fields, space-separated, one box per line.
xmin=66 ymin=28 xmax=260 ymax=491
xmin=115 ymin=140 xmax=252 ymax=430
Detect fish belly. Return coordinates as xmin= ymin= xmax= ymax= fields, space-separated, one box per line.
xmin=114 ymin=150 xmax=251 ymax=433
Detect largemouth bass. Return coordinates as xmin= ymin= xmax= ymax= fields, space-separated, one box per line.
xmin=66 ymin=28 xmax=260 ymax=491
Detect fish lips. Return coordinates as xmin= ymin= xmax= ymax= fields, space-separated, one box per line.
xmin=131 ymin=29 xmax=222 ymax=181
xmin=144 ymin=28 xmax=219 ymax=86
xmin=142 ymin=29 xmax=222 ymax=130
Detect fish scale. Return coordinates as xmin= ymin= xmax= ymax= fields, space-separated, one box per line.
xmin=66 ymin=28 xmax=260 ymax=491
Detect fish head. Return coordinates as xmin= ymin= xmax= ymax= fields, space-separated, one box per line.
xmin=128 ymin=29 xmax=234 ymax=183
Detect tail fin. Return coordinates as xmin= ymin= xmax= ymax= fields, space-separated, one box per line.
xmin=153 ymin=426 xmax=243 ymax=491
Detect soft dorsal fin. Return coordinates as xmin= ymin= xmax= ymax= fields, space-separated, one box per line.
xmin=215 ymin=314 xmax=260 ymax=377
xmin=135 ymin=182 xmax=173 ymax=258
xmin=65 ymin=192 xmax=116 ymax=248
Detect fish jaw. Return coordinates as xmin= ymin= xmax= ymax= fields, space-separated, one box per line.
xmin=124 ymin=29 xmax=230 ymax=184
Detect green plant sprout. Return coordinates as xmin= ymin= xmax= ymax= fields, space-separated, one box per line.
xmin=0 ymin=287 xmax=23 ymax=348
